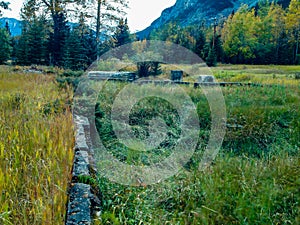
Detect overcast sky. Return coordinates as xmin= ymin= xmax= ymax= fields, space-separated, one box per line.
xmin=2 ymin=0 xmax=176 ymax=32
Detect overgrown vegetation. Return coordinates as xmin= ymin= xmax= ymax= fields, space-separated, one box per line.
xmin=1 ymin=0 xmax=299 ymax=70
xmin=149 ymin=0 xmax=300 ymax=65
xmin=93 ymin=65 xmax=299 ymax=224
xmin=0 ymin=66 xmax=74 ymax=224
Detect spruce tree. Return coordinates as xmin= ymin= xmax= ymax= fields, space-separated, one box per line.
xmin=4 ymin=21 xmax=10 ymax=36
xmin=195 ymin=29 xmax=206 ymax=58
xmin=63 ymin=29 xmax=86 ymax=70
xmin=16 ymin=23 xmax=31 ymax=65
xmin=206 ymin=47 xmax=217 ymax=67
xmin=16 ymin=17 xmax=49 ymax=65
xmin=114 ymin=18 xmax=131 ymax=47
xmin=0 ymin=28 xmax=12 ymax=64
xmin=49 ymin=12 xmax=69 ymax=66
xmin=28 ymin=17 xmax=49 ymax=65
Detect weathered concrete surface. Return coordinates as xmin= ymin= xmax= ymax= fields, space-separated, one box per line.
xmin=72 ymin=150 xmax=90 ymax=181
xmin=66 ymin=115 xmax=101 ymax=225
xmin=197 ymin=75 xmax=216 ymax=83
xmin=88 ymin=71 xmax=136 ymax=81
xmin=74 ymin=115 xmax=89 ymax=152
xmin=171 ymin=70 xmax=183 ymax=81
xmin=66 ymin=184 xmax=92 ymax=225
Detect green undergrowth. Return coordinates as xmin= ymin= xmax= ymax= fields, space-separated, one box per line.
xmin=212 ymin=64 xmax=300 ymax=85
xmin=93 ymin=73 xmax=299 ymax=224
xmin=0 ymin=66 xmax=74 ymax=224
xmin=95 ymin=154 xmax=299 ymax=225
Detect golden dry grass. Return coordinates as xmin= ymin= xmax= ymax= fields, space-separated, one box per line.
xmin=0 ymin=66 xmax=74 ymax=224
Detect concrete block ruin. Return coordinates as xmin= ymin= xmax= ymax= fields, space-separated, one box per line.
xmin=197 ymin=75 xmax=216 ymax=83
xmin=66 ymin=115 xmax=101 ymax=225
xmin=88 ymin=71 xmax=136 ymax=81
xmin=171 ymin=70 xmax=183 ymax=81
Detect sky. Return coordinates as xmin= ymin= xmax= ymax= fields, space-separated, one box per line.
xmin=2 ymin=0 xmax=176 ymax=32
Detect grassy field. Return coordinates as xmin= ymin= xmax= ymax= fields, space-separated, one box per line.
xmin=212 ymin=64 xmax=300 ymax=85
xmin=0 ymin=66 xmax=74 ymax=224
xmin=0 ymin=64 xmax=299 ymax=224
xmin=92 ymin=65 xmax=300 ymax=224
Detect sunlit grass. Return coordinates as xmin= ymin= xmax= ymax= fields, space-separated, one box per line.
xmin=0 ymin=66 xmax=74 ymax=224
xmin=95 ymin=154 xmax=299 ymax=225
xmin=212 ymin=64 xmax=300 ymax=85
xmin=93 ymin=65 xmax=299 ymax=224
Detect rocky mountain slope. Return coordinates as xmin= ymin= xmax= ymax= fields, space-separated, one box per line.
xmin=137 ymin=0 xmax=291 ymax=39
xmin=0 ymin=17 xmax=22 ymax=36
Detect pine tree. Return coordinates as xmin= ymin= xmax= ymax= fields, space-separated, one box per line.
xmin=206 ymin=47 xmax=217 ymax=67
xmin=16 ymin=17 xmax=49 ymax=65
xmin=84 ymin=30 xmax=97 ymax=66
xmin=63 ymin=29 xmax=87 ymax=70
xmin=114 ymin=18 xmax=131 ymax=47
xmin=210 ymin=35 xmax=223 ymax=62
xmin=195 ymin=29 xmax=206 ymax=58
xmin=49 ymin=12 xmax=69 ymax=66
xmin=63 ymin=13 xmax=97 ymax=70
xmin=16 ymin=23 xmax=31 ymax=65
xmin=4 ymin=21 xmax=10 ymax=35
xmin=29 ymin=17 xmax=49 ymax=65
xmin=0 ymin=28 xmax=12 ymax=64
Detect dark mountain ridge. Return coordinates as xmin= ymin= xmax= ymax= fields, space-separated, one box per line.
xmin=137 ymin=0 xmax=291 ymax=39
xmin=0 ymin=17 xmax=22 ymax=36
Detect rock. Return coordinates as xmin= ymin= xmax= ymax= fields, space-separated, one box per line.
xmin=136 ymin=0 xmax=290 ymax=39
xmin=88 ymin=71 xmax=136 ymax=81
xmin=197 ymin=75 xmax=216 ymax=83
xmin=137 ymin=0 xmax=254 ymax=38
xmin=74 ymin=115 xmax=89 ymax=152
xmin=72 ymin=151 xmax=90 ymax=180
xmin=171 ymin=70 xmax=183 ymax=81
xmin=66 ymin=184 xmax=92 ymax=225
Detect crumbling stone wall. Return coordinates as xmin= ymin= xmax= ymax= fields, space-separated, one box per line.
xmin=66 ymin=115 xmax=100 ymax=225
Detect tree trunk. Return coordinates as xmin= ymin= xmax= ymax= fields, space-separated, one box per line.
xmin=295 ymin=30 xmax=299 ymax=64
xmin=96 ymin=0 xmax=102 ymax=60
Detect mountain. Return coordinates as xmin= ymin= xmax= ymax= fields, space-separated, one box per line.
xmin=0 ymin=17 xmax=22 ymax=36
xmin=0 ymin=17 xmax=82 ymax=37
xmin=137 ymin=0 xmax=291 ymax=39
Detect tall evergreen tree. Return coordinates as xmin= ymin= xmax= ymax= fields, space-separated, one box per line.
xmin=209 ymin=34 xmax=223 ymax=62
xmin=4 ymin=21 xmax=10 ymax=35
xmin=63 ymin=13 xmax=97 ymax=70
xmin=16 ymin=22 xmax=31 ymax=65
xmin=195 ymin=29 xmax=206 ymax=58
xmin=63 ymin=29 xmax=86 ymax=70
xmin=49 ymin=12 xmax=69 ymax=66
xmin=206 ymin=47 xmax=217 ymax=67
xmin=16 ymin=16 xmax=49 ymax=65
xmin=0 ymin=28 xmax=11 ymax=64
xmin=114 ymin=18 xmax=131 ymax=47
xmin=84 ymin=31 xmax=97 ymax=66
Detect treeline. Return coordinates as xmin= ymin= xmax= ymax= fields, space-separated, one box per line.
xmin=0 ymin=0 xmax=130 ymax=70
xmin=149 ymin=0 xmax=300 ymax=65
xmin=0 ymin=0 xmax=299 ymax=69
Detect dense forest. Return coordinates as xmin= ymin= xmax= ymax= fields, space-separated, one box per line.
xmin=0 ymin=0 xmax=299 ymax=69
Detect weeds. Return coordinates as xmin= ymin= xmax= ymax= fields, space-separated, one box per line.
xmin=93 ymin=65 xmax=299 ymax=224
xmin=0 ymin=67 xmax=74 ymax=224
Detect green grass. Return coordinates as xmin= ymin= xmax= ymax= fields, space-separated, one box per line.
xmin=0 ymin=66 xmax=74 ymax=224
xmin=95 ymin=154 xmax=299 ymax=225
xmin=92 ymin=65 xmax=299 ymax=224
xmin=212 ymin=64 xmax=300 ymax=85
